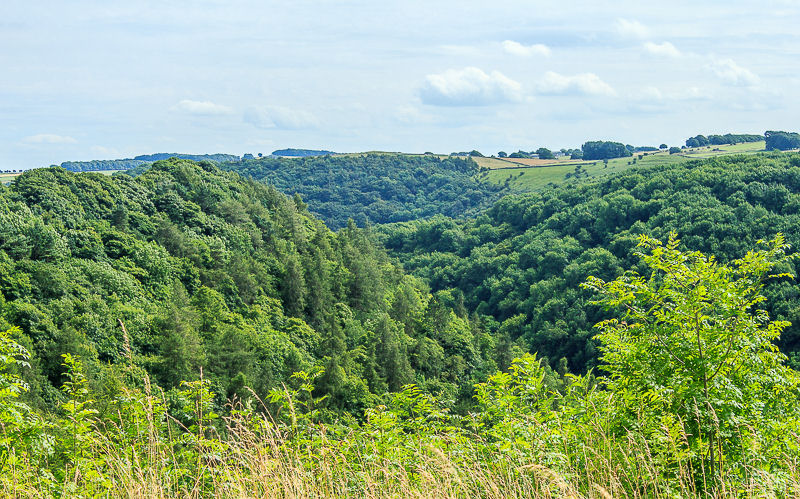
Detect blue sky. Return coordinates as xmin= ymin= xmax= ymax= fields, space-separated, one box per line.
xmin=2 ymin=0 xmax=799 ymax=169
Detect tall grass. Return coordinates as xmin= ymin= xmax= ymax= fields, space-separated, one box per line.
xmin=4 ymin=386 xmax=799 ymax=498
xmin=2 ymin=331 xmax=799 ymax=498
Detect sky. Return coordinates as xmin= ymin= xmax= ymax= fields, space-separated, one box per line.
xmin=2 ymin=0 xmax=800 ymax=170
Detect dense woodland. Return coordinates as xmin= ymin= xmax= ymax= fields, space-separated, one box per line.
xmin=0 ymin=159 xmax=501 ymax=416
xmin=379 ymin=152 xmax=800 ymax=373
xmin=685 ymin=133 xmax=764 ymax=147
xmin=3 ymin=152 xmax=800 ymax=496
xmin=766 ymin=130 xmax=800 ymax=151
xmin=222 ymin=154 xmax=506 ymax=229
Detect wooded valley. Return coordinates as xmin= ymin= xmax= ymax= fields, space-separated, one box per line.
xmin=2 ymin=152 xmax=800 ymax=496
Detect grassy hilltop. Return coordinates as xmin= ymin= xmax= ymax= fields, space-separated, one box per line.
xmin=478 ymin=141 xmax=768 ymax=190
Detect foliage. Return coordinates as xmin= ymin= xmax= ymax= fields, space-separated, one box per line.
xmin=686 ymin=133 xmax=763 ymax=148
xmin=581 ymin=140 xmax=632 ymax=160
xmin=2 ymin=299 xmax=799 ymax=496
xmin=223 ymin=153 xmax=506 ymax=229
xmin=584 ymin=233 xmax=800 ymax=484
xmin=765 ymin=130 xmax=800 ymax=151
xmin=379 ymin=153 xmax=800 ymax=373
xmin=0 ymin=159 xmax=492 ymax=417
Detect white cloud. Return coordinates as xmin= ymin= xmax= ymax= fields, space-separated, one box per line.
xmin=534 ymin=71 xmax=616 ymax=97
xmin=709 ymin=58 xmax=760 ymax=86
xmin=638 ymin=86 xmax=664 ymax=100
xmin=676 ymin=86 xmax=710 ymax=101
xmin=502 ymin=40 xmax=551 ymax=57
xmin=244 ymin=106 xmax=320 ymax=129
xmin=615 ymin=18 xmax=649 ymax=39
xmin=22 ymin=133 xmax=77 ymax=144
xmin=394 ymin=106 xmax=439 ymax=124
xmin=419 ymin=67 xmax=523 ymax=106
xmin=173 ymin=99 xmax=233 ymax=115
xmin=643 ymin=41 xmax=681 ymax=58
xmin=620 ymin=86 xmax=669 ymax=114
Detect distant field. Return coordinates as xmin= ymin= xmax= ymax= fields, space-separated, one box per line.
xmin=679 ymin=141 xmax=766 ymax=158
xmin=499 ymin=157 xmax=586 ymax=168
xmin=471 ymin=156 xmax=513 ymax=169
xmin=472 ymin=156 xmax=584 ymax=169
xmin=480 ymin=151 xmax=689 ymax=190
xmin=477 ymin=143 xmax=776 ymax=191
xmin=0 ymin=172 xmax=21 ymax=183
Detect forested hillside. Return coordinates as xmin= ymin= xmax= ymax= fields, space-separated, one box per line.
xmin=0 ymin=159 xmax=496 ymax=415
xmin=223 ymin=153 xmax=506 ymax=229
xmin=379 ymin=152 xmax=800 ymax=372
xmin=58 ymin=153 xmax=240 ymax=172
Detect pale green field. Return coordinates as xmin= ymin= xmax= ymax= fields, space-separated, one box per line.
xmin=679 ymin=140 xmax=766 ymax=158
xmin=472 ymin=156 xmax=588 ymax=170
xmin=478 ymin=142 xmax=774 ymax=191
xmin=472 ymin=156 xmax=514 ymax=169
xmin=479 ymin=151 xmax=689 ymax=190
xmin=0 ymin=172 xmax=21 ymax=183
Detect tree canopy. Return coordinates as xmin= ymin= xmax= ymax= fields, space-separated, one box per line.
xmin=765 ymin=130 xmax=800 ymax=151
xmin=581 ymin=141 xmax=632 ymax=160
xmin=0 ymin=159 xmax=495 ymax=415
xmin=222 ymin=153 xmax=506 ymax=229
xmin=379 ymin=152 xmax=800 ymax=373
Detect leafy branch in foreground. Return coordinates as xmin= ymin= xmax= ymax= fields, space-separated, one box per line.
xmin=583 ymin=232 xmax=800 ymax=486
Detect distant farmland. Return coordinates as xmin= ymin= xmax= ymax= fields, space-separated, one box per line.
xmin=0 ymin=172 xmax=21 ymax=183
xmin=478 ymin=142 xmax=772 ymax=191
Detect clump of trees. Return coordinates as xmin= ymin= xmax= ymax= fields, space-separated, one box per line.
xmin=765 ymin=130 xmax=800 ymax=151
xmin=685 ymin=133 xmax=763 ymax=148
xmin=508 ymin=150 xmax=531 ymax=158
xmin=581 ymin=140 xmax=632 ymax=160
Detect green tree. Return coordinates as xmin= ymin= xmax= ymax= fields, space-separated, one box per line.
xmin=584 ymin=233 xmax=800 ymax=484
xmin=153 ymin=283 xmax=205 ymax=387
xmin=581 ymin=141 xmax=631 ymax=160
xmin=765 ymin=130 xmax=800 ymax=151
